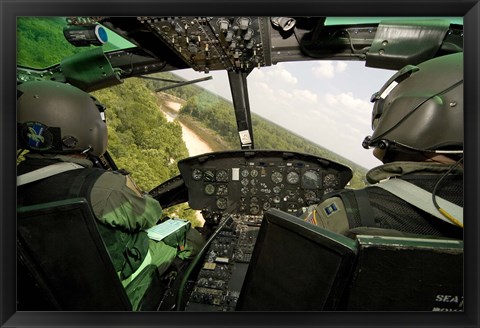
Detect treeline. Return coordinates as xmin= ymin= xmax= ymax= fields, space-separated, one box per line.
xmin=91 ymin=79 xmax=188 ymax=191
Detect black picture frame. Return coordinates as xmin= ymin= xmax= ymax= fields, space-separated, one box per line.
xmin=2 ymin=1 xmax=479 ymax=327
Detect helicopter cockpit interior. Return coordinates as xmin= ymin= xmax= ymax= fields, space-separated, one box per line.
xmin=12 ymin=15 xmax=470 ymax=316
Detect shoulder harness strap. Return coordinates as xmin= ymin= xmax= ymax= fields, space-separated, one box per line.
xmin=17 ymin=162 xmax=83 ymax=186
xmin=352 ymin=188 xmax=376 ymax=227
xmin=372 ymin=178 xmax=463 ymax=226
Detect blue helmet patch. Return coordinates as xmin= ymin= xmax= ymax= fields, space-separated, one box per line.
xmin=19 ymin=121 xmax=55 ymax=151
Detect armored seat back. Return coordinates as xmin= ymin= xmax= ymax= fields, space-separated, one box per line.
xmin=17 ymin=197 xmax=162 ymax=311
xmin=338 ymin=233 xmax=464 ymax=311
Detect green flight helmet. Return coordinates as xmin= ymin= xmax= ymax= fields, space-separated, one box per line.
xmin=17 ymin=80 xmax=108 ymax=157
xmin=362 ymin=52 xmax=463 ymax=160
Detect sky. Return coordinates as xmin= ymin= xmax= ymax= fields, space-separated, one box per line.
xmin=174 ymin=61 xmax=394 ymax=170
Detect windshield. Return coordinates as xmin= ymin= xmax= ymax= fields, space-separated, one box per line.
xmin=16 ymin=16 xmax=463 ymax=187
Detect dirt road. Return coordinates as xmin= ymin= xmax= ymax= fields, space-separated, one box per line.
xmin=163 ymin=101 xmax=213 ymax=156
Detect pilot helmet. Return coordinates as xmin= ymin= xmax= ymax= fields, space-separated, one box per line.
xmin=17 ymin=80 xmax=108 ymax=157
xmin=363 ymin=52 xmax=463 ymax=162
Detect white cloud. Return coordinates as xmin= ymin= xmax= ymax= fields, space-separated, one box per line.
xmin=271 ymin=89 xmax=297 ymax=108
xmin=253 ymin=69 xmax=265 ymax=79
xmin=277 ymin=89 xmax=294 ymax=100
xmin=254 ymin=81 xmax=275 ymax=95
xmin=336 ymin=61 xmax=347 ymax=73
xmin=264 ymin=64 xmax=298 ymax=85
xmin=325 ymin=92 xmax=371 ymax=120
xmin=292 ymin=89 xmax=318 ymax=104
xmin=313 ymin=62 xmax=335 ymax=79
xmin=312 ymin=61 xmax=348 ymax=79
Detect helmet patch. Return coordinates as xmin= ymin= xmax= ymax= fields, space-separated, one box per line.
xmin=20 ymin=121 xmax=54 ymax=151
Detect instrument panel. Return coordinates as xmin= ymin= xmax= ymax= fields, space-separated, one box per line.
xmin=178 ymin=150 xmax=352 ymax=222
xmin=179 ymin=150 xmax=352 ymax=310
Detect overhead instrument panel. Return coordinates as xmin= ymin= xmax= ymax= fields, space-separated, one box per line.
xmin=136 ymin=16 xmax=271 ymax=73
xmin=178 ymin=150 xmax=353 ymax=222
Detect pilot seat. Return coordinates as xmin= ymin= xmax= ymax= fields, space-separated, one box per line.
xmin=236 ymin=208 xmax=464 ymax=311
xmin=17 ymin=197 xmax=179 ymax=311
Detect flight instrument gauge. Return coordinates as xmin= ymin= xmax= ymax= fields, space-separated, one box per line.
xmin=301 ymin=170 xmax=321 ymax=189
xmin=286 ymin=171 xmax=300 ymax=184
xmin=323 ymin=173 xmax=338 ymax=188
xmin=250 ymin=204 xmax=260 ymax=215
xmin=271 ymin=171 xmax=283 ymax=184
xmin=216 ymin=197 xmax=228 ymax=210
xmin=216 ymin=184 xmax=228 ymax=196
xmin=304 ymin=190 xmax=318 ymax=202
xmin=204 ymin=169 xmax=215 ymax=182
xmin=250 ymin=169 xmax=259 ymax=177
xmin=192 ymin=168 xmax=203 ymax=181
xmin=216 ymin=169 xmax=229 ymax=182
xmin=204 ymin=184 xmax=215 ymax=195
xmin=263 ymin=202 xmax=271 ymax=211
